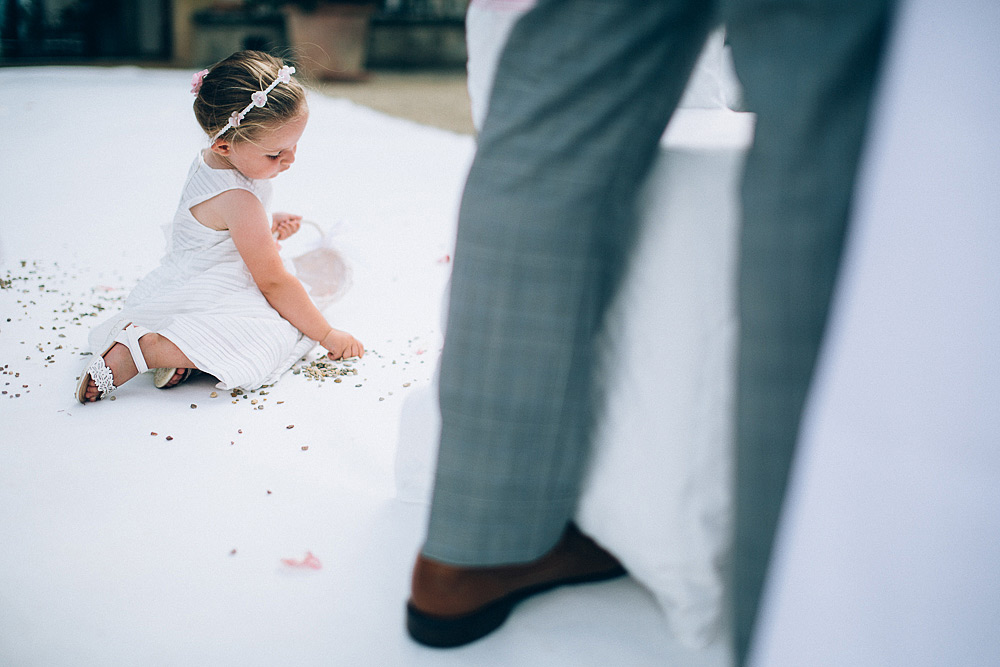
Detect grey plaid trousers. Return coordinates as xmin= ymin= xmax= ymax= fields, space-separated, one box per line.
xmin=422 ymin=0 xmax=891 ymax=661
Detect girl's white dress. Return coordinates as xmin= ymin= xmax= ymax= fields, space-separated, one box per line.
xmin=88 ymin=151 xmax=316 ymax=390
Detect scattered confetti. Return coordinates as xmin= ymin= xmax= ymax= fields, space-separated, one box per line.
xmin=292 ymin=356 xmax=359 ymax=382
xmin=0 ymin=261 xmax=441 ymax=412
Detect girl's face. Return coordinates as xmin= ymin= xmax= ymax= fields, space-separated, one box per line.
xmin=213 ymin=107 xmax=308 ymax=180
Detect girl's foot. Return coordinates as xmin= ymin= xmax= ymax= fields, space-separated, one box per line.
xmin=80 ymin=342 xmax=141 ymax=402
xmin=76 ymin=327 xmax=196 ymax=403
xmin=154 ymin=367 xmax=196 ymax=389
xmin=162 ymin=368 xmax=188 ymax=388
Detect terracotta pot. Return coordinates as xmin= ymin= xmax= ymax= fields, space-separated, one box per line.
xmin=283 ymin=3 xmax=376 ymax=81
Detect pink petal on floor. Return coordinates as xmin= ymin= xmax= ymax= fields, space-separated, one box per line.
xmin=281 ymin=551 xmax=322 ymax=569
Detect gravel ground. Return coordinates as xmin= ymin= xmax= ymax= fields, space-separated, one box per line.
xmin=314 ymin=68 xmax=475 ymax=136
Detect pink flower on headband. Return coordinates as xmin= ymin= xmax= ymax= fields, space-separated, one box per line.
xmin=277 ymin=65 xmax=295 ymax=84
xmin=190 ymin=69 xmax=209 ymax=95
xmin=229 ymin=111 xmax=243 ymax=128
xmin=251 ymin=91 xmax=268 ymax=108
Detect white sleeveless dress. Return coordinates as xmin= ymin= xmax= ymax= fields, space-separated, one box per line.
xmin=88 ymin=151 xmax=316 ymax=390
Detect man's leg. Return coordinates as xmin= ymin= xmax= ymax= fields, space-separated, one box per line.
xmin=410 ymin=0 xmax=715 ymax=647
xmin=722 ymin=0 xmax=894 ymax=660
xmin=425 ymin=0 xmax=716 ymax=568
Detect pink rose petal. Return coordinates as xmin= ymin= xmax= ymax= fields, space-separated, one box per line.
xmin=281 ymin=551 xmax=322 ymax=569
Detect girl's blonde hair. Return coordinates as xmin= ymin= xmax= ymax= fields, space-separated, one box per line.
xmin=193 ymin=50 xmax=306 ymax=144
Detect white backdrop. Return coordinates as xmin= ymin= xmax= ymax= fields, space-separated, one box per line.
xmin=752 ymin=1 xmax=1000 ymax=664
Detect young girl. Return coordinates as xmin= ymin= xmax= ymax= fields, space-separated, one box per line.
xmin=77 ymin=50 xmax=363 ymax=403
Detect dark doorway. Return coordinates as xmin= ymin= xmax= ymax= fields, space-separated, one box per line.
xmin=1 ymin=0 xmax=171 ymax=62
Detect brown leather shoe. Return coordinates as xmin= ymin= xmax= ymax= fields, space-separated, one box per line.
xmin=406 ymin=523 xmax=626 ymax=648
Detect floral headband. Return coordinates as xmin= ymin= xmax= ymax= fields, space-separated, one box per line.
xmin=191 ymin=65 xmax=297 ymax=142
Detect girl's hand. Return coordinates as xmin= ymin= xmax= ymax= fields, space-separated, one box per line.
xmin=321 ymin=328 xmax=365 ymax=360
xmin=271 ymin=212 xmax=302 ymax=240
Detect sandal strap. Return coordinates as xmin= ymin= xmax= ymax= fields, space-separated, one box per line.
xmin=115 ymin=324 xmax=150 ymax=375
xmin=90 ymin=357 xmax=116 ymax=398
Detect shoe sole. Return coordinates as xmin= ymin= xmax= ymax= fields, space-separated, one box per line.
xmin=75 ymin=365 xmax=95 ymax=403
xmin=406 ymin=564 xmax=626 ymax=648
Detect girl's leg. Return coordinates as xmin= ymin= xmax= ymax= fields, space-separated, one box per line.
xmin=81 ymin=332 xmax=195 ymax=402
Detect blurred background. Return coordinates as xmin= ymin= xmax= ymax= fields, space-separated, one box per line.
xmin=0 ymin=0 xmax=467 ymax=68
xmin=0 ymin=0 xmax=475 ymax=132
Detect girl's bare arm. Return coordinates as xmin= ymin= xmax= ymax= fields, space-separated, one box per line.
xmin=192 ymin=189 xmax=364 ymax=358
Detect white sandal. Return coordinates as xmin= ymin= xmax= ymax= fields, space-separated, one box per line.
xmin=75 ymin=323 xmax=151 ymax=403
